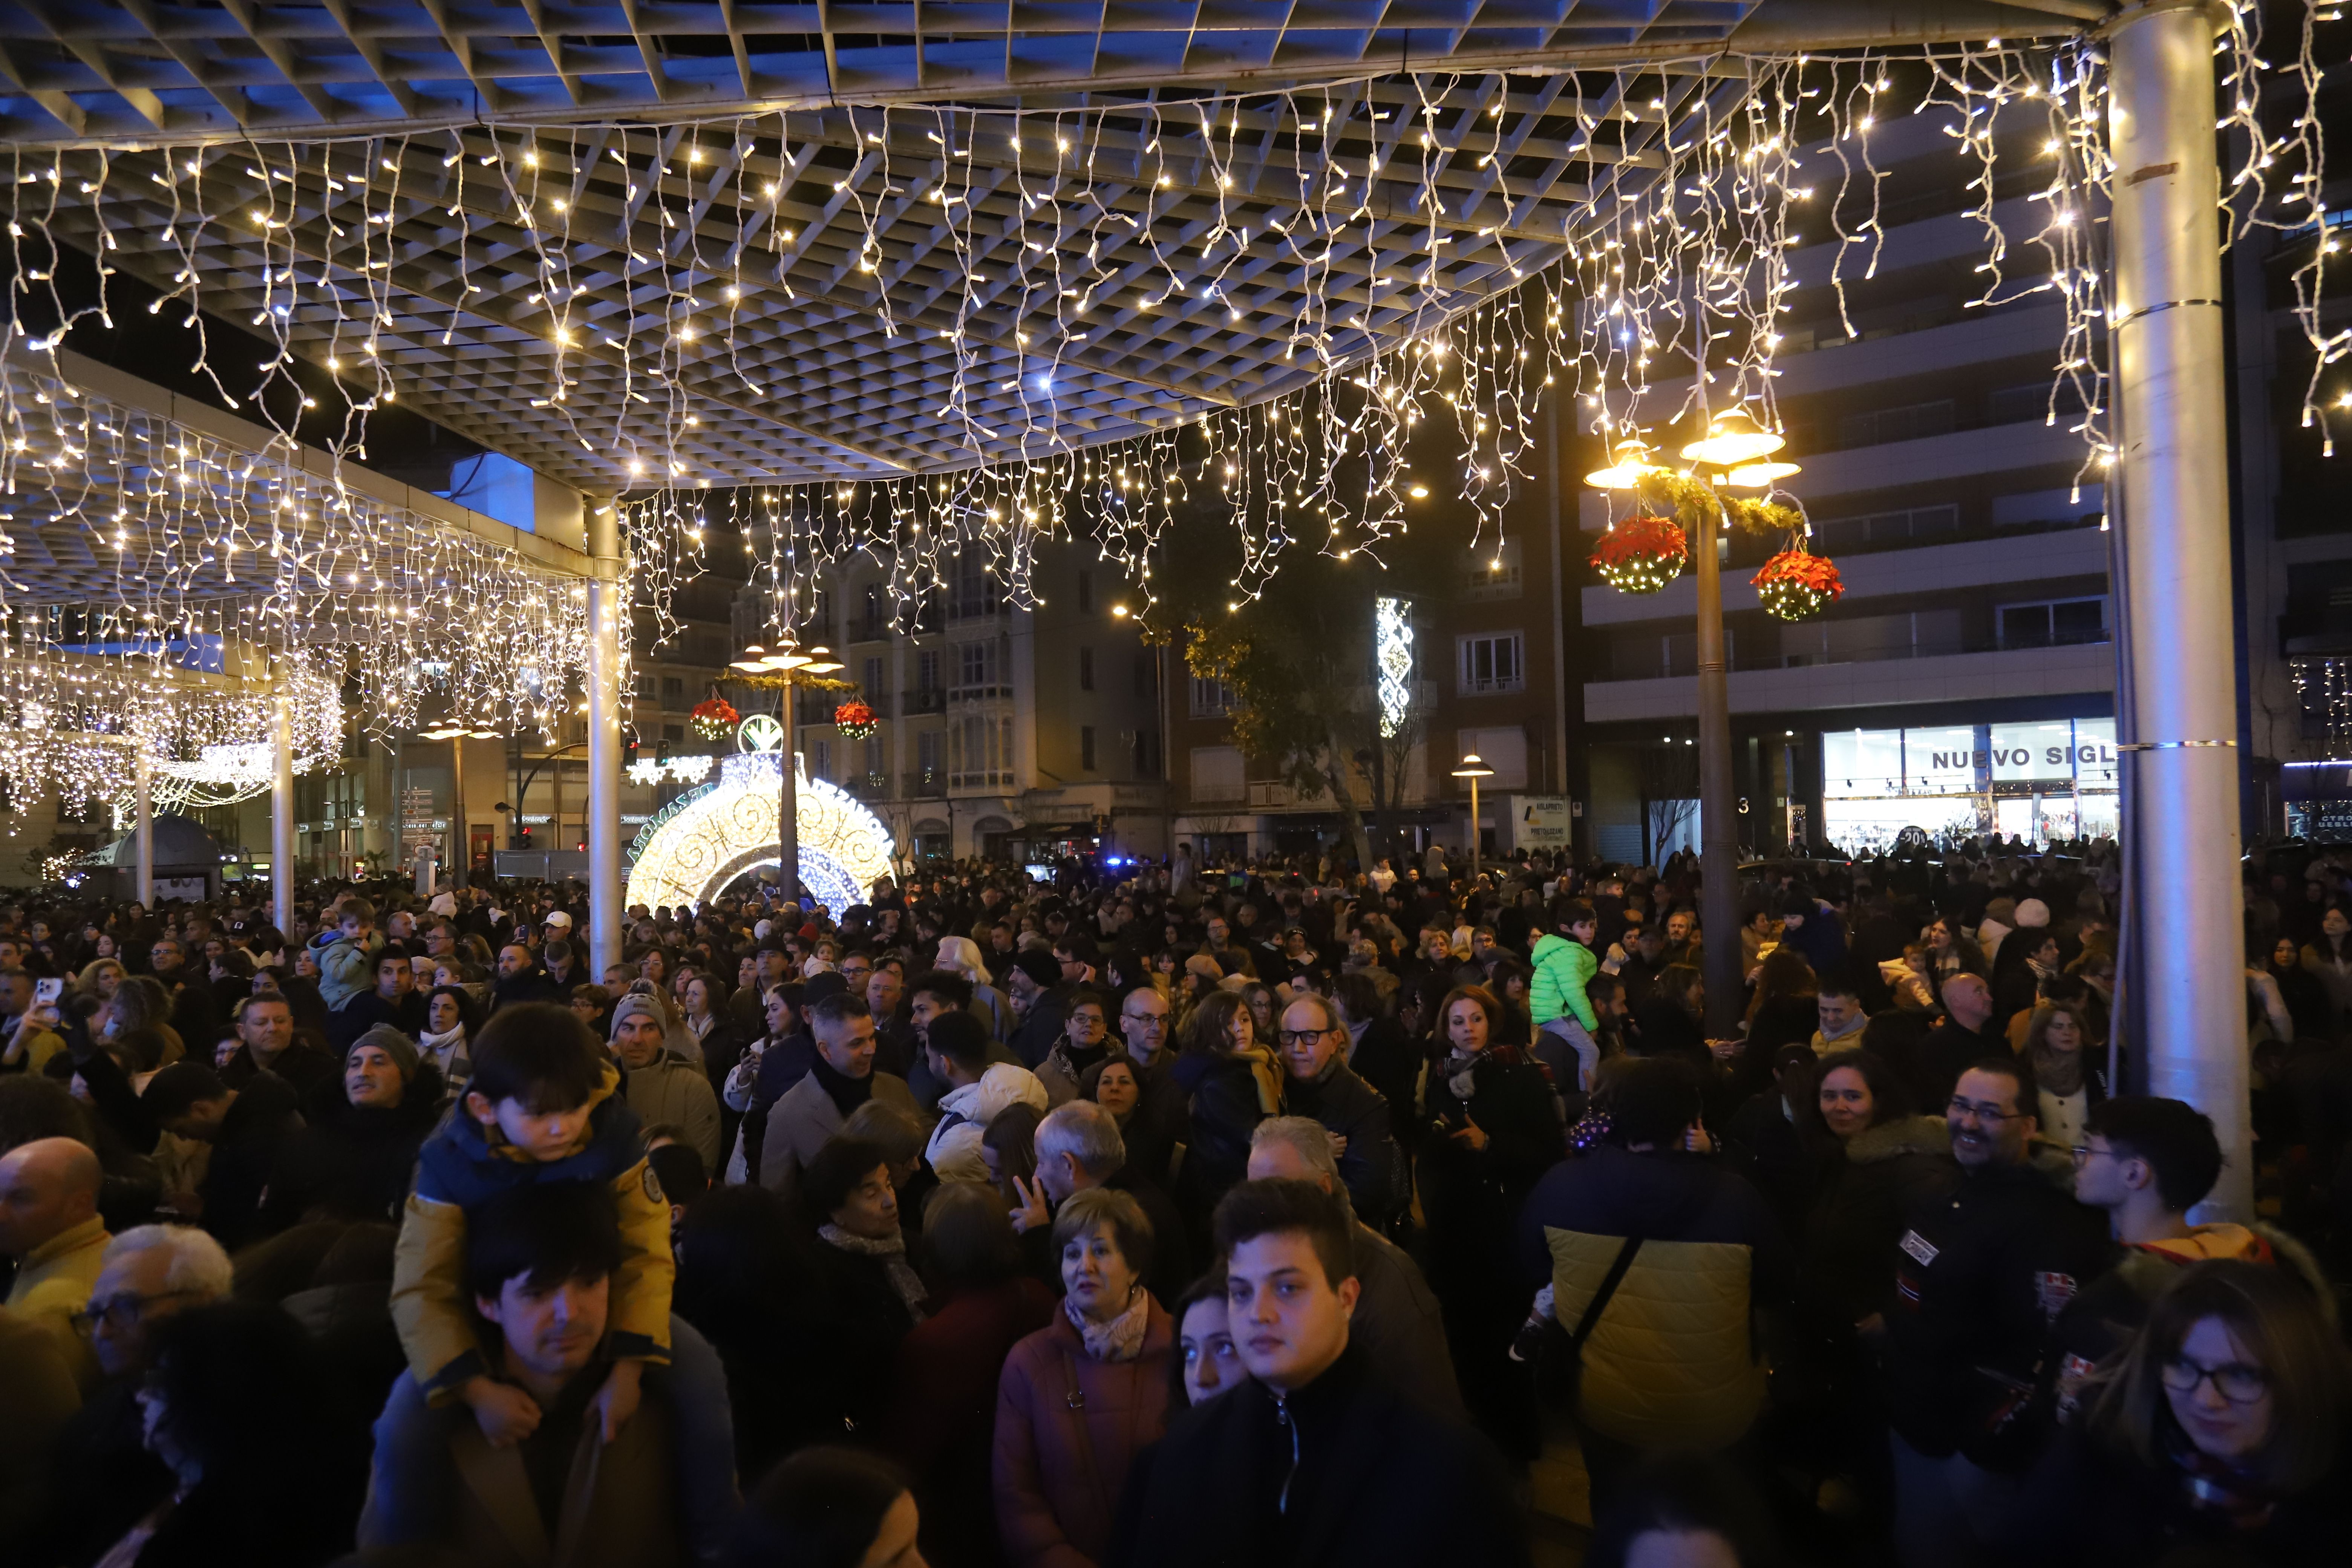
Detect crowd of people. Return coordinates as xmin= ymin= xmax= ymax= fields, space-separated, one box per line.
xmin=0 ymin=835 xmax=2346 ymax=1567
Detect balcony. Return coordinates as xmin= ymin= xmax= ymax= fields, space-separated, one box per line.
xmin=902 ymin=768 xmax=946 ymax=797
xmin=948 ymin=683 xmax=1014 ymax=705
xmin=951 ymin=769 xmax=1016 ymax=793
xmin=1585 ymin=640 xmax=2116 ymax=724
xmin=901 ymin=687 xmax=946 ymax=715
xmin=948 ymin=594 xmax=1007 ymax=622
xmin=845 ymin=773 xmax=891 ymax=801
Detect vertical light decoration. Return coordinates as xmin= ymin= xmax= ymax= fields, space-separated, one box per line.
xmin=1375 ymin=594 xmax=1414 ymax=738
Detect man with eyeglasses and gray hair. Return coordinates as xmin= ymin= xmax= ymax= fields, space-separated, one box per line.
xmin=1880 ymin=1056 xmax=2107 ymax=1568
xmin=32 ymin=1225 xmax=232 ymax=1565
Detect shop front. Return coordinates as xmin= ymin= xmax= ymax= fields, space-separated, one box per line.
xmin=1821 ymin=718 xmax=2118 ymax=853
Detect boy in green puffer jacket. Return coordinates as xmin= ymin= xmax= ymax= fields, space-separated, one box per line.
xmin=1531 ymin=899 xmax=1601 ymax=1092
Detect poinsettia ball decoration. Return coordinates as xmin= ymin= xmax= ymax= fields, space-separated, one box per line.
xmin=832 ymin=700 xmax=879 ymax=740
xmin=1589 ymin=514 xmax=1688 ymax=594
xmin=1753 ymin=549 xmax=1844 ymax=621
xmin=689 ymin=697 xmax=740 ymax=739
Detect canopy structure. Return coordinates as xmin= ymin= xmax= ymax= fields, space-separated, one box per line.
xmin=0 ymin=3 xmax=2106 ymax=493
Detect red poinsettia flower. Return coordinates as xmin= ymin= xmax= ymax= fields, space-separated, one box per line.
xmin=1752 ymin=549 xmax=1844 ymax=620
xmin=1589 ymin=514 xmax=1687 ymax=593
xmin=689 ymin=697 xmax=740 ymax=738
xmin=832 ymin=700 xmax=878 ymax=739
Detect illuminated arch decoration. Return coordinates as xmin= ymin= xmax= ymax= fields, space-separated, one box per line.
xmin=625 ymin=752 xmax=895 ymax=915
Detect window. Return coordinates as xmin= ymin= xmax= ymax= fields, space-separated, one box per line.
xmin=957 ymin=642 xmax=995 ymax=686
xmin=1081 ymin=726 xmax=1097 ymax=770
xmin=1133 ymin=651 xmax=1157 ymax=700
xmin=812 ymin=739 xmax=830 ymax=780
xmin=1076 ymin=570 xmax=1093 ymax=613
xmin=662 ymin=724 xmax=683 ymax=743
xmin=864 ymin=736 xmax=884 ymax=778
xmin=863 ymin=656 xmax=885 ymax=695
xmin=1998 ymin=596 xmax=2109 ymax=650
xmin=917 ymin=650 xmax=942 ymax=692
xmin=1191 ymin=746 xmax=1245 ymax=802
xmin=1456 ymin=726 xmax=1530 ymax=789
xmin=1810 ymin=504 xmax=1959 ymax=553
xmin=1458 ymin=632 xmax=1525 ymax=695
xmin=1190 ymin=677 xmax=1237 ymax=717
xmin=1078 ymin=647 xmax=1095 ymax=691
xmin=1834 ymin=399 xmax=1954 ymax=450
xmin=918 ymin=730 xmax=942 ymax=773
xmin=1460 ymin=541 xmax=1523 ymax=602
xmin=632 ymin=674 xmax=655 ymax=699
xmin=660 ymin=676 xmax=683 ymax=704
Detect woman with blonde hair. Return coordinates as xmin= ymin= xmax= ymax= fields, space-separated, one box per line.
xmin=935 ymin=934 xmax=1012 ymax=1041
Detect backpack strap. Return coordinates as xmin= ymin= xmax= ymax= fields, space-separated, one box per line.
xmin=1568 ymin=1235 xmax=1645 ymax=1354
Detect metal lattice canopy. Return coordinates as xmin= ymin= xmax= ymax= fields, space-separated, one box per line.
xmin=0 ymin=3 xmax=2104 ymax=493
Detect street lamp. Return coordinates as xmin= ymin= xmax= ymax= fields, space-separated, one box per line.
xmin=1588 ymin=411 xmax=1803 ymax=1038
xmin=1451 ymin=752 xmax=1495 ymax=884
xmin=726 ymin=640 xmax=845 ymax=906
xmin=416 ymin=722 xmax=500 ymax=888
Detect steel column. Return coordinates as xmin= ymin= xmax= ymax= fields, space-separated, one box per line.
xmin=133 ymin=748 xmax=153 ymax=907
xmin=586 ymin=501 xmax=626 ymax=970
xmin=1695 ymin=508 xmax=1742 ymax=1038
xmin=272 ymin=688 xmax=294 ymax=934
xmin=2107 ymin=0 xmax=2250 ymax=1218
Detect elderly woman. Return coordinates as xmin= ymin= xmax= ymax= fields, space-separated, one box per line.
xmin=260 ymin=1025 xmax=446 ymax=1230
xmin=993 ymin=1187 xmax=1174 ymax=1568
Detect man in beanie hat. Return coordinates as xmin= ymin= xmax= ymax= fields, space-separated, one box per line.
xmin=263 ymin=1025 xmax=447 ymax=1229
xmin=1003 ymin=948 xmax=1067 ymax=1069
xmin=609 ymin=994 xmax=723 ymax=1169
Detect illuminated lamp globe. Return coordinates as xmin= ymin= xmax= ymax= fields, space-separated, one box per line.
xmin=1583 ymin=436 xmax=1658 ymax=491
xmin=1724 ymin=459 xmax=1802 ymax=490
xmin=1680 ymin=409 xmax=1785 ymax=469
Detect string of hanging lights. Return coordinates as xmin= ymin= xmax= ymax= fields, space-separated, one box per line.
xmin=0 ymin=5 xmax=2332 ymax=641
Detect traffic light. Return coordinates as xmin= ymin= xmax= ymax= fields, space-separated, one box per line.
xmin=656 ymin=737 xmax=671 ymax=765
xmin=625 ymin=732 xmax=640 ymax=767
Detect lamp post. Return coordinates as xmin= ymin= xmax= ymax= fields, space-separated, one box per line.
xmin=1451 ymin=752 xmax=1495 ymax=884
xmin=726 ymin=641 xmax=845 ymax=907
xmin=416 ymin=721 xmax=502 ymax=888
xmin=1587 ymin=410 xmax=1801 ymax=1038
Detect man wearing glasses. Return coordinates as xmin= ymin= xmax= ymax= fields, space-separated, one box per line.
xmin=33 ymin=1225 xmax=231 ymax=1566
xmin=1880 ymin=1057 xmax=2106 ymax=1568
xmin=2045 ymin=1097 xmax=2302 ymax=1426
xmin=1115 ymin=988 xmax=1187 ymax=1189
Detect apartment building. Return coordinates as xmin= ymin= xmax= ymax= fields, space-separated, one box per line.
xmin=743 ymin=536 xmax=1169 ymax=863
xmin=1576 ymin=107 xmax=2120 ymax=862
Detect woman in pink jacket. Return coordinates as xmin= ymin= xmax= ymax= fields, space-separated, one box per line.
xmin=992 ymin=1187 xmax=1175 ymax=1568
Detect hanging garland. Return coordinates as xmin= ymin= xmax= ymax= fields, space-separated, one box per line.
xmin=690 ymin=697 xmax=740 ymax=740
xmin=832 ymin=700 xmax=879 ymax=740
xmin=1631 ymin=472 xmax=1804 ymax=538
xmin=1591 ymin=515 xmax=1688 ymax=594
xmin=1754 ymin=547 xmax=1845 ymax=621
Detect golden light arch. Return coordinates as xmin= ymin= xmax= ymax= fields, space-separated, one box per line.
xmin=625 ymin=753 xmax=896 ymax=913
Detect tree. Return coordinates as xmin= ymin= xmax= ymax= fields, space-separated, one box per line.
xmin=1147 ymin=502 xmax=1464 ymax=876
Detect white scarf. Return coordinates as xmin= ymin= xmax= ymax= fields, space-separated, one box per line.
xmin=418 ymin=1024 xmax=468 ymax=1075
xmin=1064 ymin=1286 xmax=1151 ymax=1363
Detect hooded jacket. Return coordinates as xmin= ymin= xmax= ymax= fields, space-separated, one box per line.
xmin=311 ymin=925 xmax=385 ymax=1013
xmin=1516 ymin=1143 xmax=1792 ymax=1452
xmin=1529 ymin=933 xmax=1599 ymax=1032
xmin=926 ymin=1064 xmax=1050 ymax=1183
xmin=391 ymin=1059 xmax=673 ymax=1398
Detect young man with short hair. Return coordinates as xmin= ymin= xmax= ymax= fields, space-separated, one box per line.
xmin=1113 ymin=1179 xmax=1527 ymax=1567
xmin=756 ymin=992 xmax=918 ymax=1201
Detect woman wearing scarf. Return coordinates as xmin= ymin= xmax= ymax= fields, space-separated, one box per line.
xmin=2026 ymin=1000 xmax=2107 ymax=1153
xmin=1418 ymin=982 xmax=1564 ymax=1459
xmin=1171 ymin=990 xmax=1284 ymax=1244
xmin=804 ymin=1136 xmax=926 ymax=1435
xmin=937 ymin=935 xmax=1015 ymax=1043
xmin=416 ymin=984 xmax=476 ymax=1089
xmin=992 ymin=1187 xmax=1174 ymax=1568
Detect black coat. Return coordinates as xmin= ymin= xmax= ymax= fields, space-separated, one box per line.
xmin=1284 ymin=1059 xmax=1404 ymax=1222
xmin=1721 ymin=1089 xmax=1821 ymax=1239
xmin=1799 ymin=1115 xmax=1958 ymax=1327
xmin=201 ymin=1072 xmax=305 ymax=1251
xmin=1879 ymin=1156 xmax=2109 ymax=1466
xmin=1175 ymin=1052 xmax=1274 ymax=1229
xmin=1418 ymin=1052 xmax=1561 ymax=1249
xmin=2002 ymin=1421 xmax=2352 ymax=1568
xmin=1110 ymin=1343 xmax=1528 ymax=1568
xmin=1345 ymin=1017 xmax=1423 ymax=1153
xmin=262 ymin=1067 xmax=445 ymax=1230
xmin=812 ymin=1238 xmax=920 ymax=1437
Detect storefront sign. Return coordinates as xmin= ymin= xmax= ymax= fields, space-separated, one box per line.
xmin=1505 ymin=796 xmax=1574 ymax=852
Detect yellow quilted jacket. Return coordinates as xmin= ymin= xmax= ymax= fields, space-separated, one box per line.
xmin=1546 ymin=1226 xmax=1766 ymax=1451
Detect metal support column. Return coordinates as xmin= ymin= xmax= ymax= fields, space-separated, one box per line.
xmin=586 ymin=501 xmax=625 ymax=973
xmin=1695 ymin=508 xmax=1742 ymax=1039
xmin=133 ymin=747 xmax=153 ymax=907
xmin=272 ymin=689 xmax=294 ymax=934
xmin=2108 ymin=0 xmax=2249 ymax=1218
xmin=449 ymin=735 xmax=469 ymax=891
xmin=779 ymin=706 xmax=801 ymax=909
